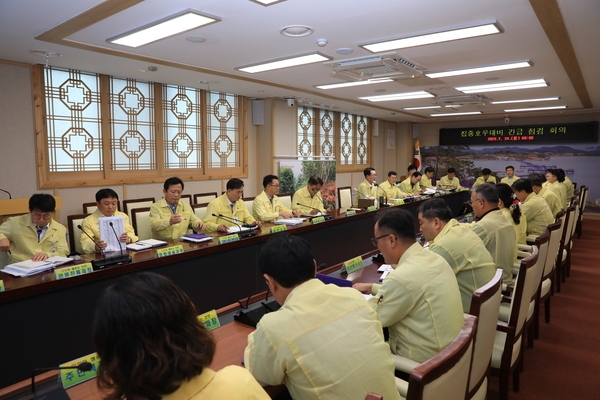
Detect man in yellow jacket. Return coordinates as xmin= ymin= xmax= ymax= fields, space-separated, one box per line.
xmin=204 ymin=178 xmax=261 ymax=232
xmin=252 ymin=174 xmax=300 ymax=222
xmin=473 ymin=168 xmax=497 ymax=187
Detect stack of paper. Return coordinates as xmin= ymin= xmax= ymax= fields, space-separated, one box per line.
xmin=180 ymin=234 xmax=213 ymax=243
xmin=227 ymin=226 xmax=254 ymax=234
xmin=1 ymin=259 xmax=66 ymax=277
xmin=274 ymin=218 xmax=305 ymax=226
xmin=126 ymin=239 xmax=168 ymax=251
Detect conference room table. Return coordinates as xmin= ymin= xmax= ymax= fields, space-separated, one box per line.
xmin=0 ymin=190 xmax=469 ymax=390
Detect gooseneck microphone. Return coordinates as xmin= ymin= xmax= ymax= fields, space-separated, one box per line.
xmin=109 ymin=221 xmax=125 ymax=257
xmin=212 ymin=214 xmax=257 ymax=238
xmin=0 ymin=188 xmax=11 ymax=199
xmin=353 ymin=187 xmax=371 ymax=199
xmin=31 ymin=362 xmax=93 ymax=397
xmin=109 ymin=221 xmax=132 ymax=265
xmin=77 ymin=225 xmax=106 ymax=266
xmin=295 ymin=203 xmax=333 ymax=220
xmin=77 ymin=225 xmax=131 ymax=269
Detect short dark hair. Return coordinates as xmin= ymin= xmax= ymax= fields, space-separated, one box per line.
xmin=447 ymin=167 xmax=456 ymax=174
xmin=93 ymin=272 xmax=215 ymax=400
xmin=262 ymin=174 xmax=278 ymax=188
xmin=496 ymin=183 xmax=521 ymax=224
xmin=505 ymin=165 xmax=515 ymax=171
xmin=473 ymin=183 xmax=499 ymax=204
xmin=482 ymin=168 xmax=492 ymax=175
xmin=412 ymin=171 xmax=422 ymax=178
xmin=95 ymin=188 xmax=119 ymax=202
xmin=259 ymin=234 xmax=314 ymax=288
xmin=29 ymin=193 xmax=56 ymax=212
xmin=388 ymin=171 xmax=397 ymax=177
xmin=376 ymin=208 xmax=416 ymax=242
xmin=163 ymin=177 xmax=184 ymax=191
xmin=407 ymin=164 xmax=417 ymax=172
xmin=364 ymin=167 xmax=375 ymax=178
xmin=528 ymin=175 xmax=543 ymax=188
xmin=226 ymin=178 xmax=244 ymax=190
xmin=424 ymin=166 xmax=434 ymax=174
xmin=554 ymin=168 xmax=565 ymax=182
xmin=528 ymin=172 xmax=546 ymax=183
xmin=512 ymin=178 xmax=533 ymax=193
xmin=418 ymin=198 xmax=452 ymax=223
xmin=307 ymin=176 xmax=324 ymax=186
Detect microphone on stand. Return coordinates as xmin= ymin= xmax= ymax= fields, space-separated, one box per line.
xmin=212 ymin=214 xmax=257 ymax=238
xmin=0 ymin=188 xmax=11 ymax=199
xmin=353 ymin=187 xmax=371 ymax=199
xmin=109 ymin=221 xmax=132 ymax=265
xmin=295 ymin=203 xmax=332 ymax=220
xmin=31 ymin=362 xmax=93 ymax=398
xmin=77 ymin=225 xmax=130 ymax=269
xmin=77 ymin=225 xmax=106 ymax=269
xmin=375 ymin=184 xmax=389 ymax=207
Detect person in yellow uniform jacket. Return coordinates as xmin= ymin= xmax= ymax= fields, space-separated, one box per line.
xmin=149 ymin=177 xmax=205 ymax=240
xmin=378 ymin=171 xmax=404 ymax=199
xmin=529 ymin=174 xmax=562 ymax=218
xmin=80 ymin=188 xmax=138 ymax=254
xmin=558 ymin=169 xmax=574 ymax=201
xmin=497 ymin=183 xmax=527 ymax=246
xmin=204 ymin=178 xmax=261 ymax=232
xmin=0 ymin=193 xmax=69 ymax=263
xmin=420 ymin=167 xmax=436 ymax=189
xmin=398 ymin=171 xmax=423 ymax=196
xmin=252 ymin=174 xmax=300 ymax=222
xmin=513 ymin=179 xmax=554 ymax=237
xmin=500 ymin=165 xmax=520 ymax=185
xmin=545 ymin=169 xmax=568 ymax=210
xmin=473 ymin=168 xmax=497 ymax=187
xmin=292 ymin=176 xmax=331 ymax=215
xmin=356 ymin=167 xmax=378 ymax=200
xmin=438 ymin=167 xmax=462 ymax=189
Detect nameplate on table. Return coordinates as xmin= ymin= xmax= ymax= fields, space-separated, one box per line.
xmin=366 ymin=205 xmax=377 ymax=212
xmin=340 ymin=256 xmax=365 ymax=274
xmin=60 ymin=352 xmax=100 ymax=389
xmin=395 ymin=199 xmax=405 ymax=205
xmin=55 ymin=263 xmax=94 ymax=280
xmin=198 ymin=309 xmax=221 ymax=330
xmin=420 ymin=195 xmax=428 ymax=200
xmin=218 ymin=234 xmax=240 ymax=244
xmin=345 ymin=210 xmax=356 ymax=217
xmin=270 ymin=224 xmax=287 ymax=233
xmin=434 ymin=192 xmax=441 ymax=197
xmin=311 ymin=216 xmax=326 ymax=224
xmin=0 ymin=280 xmax=4 ymax=292
xmin=156 ymin=245 xmax=184 ymax=258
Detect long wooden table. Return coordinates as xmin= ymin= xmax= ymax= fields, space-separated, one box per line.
xmin=0 ymin=191 xmax=469 ymax=389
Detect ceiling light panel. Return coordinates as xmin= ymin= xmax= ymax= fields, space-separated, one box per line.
xmin=107 ymin=11 xmax=220 ymax=48
xmin=359 ymin=91 xmax=434 ymax=102
xmin=236 ymin=52 xmax=331 ymax=73
xmin=403 ymin=105 xmax=441 ymax=110
xmin=505 ymin=105 xmax=567 ymax=112
xmin=316 ymin=78 xmax=393 ymax=90
xmin=430 ymin=111 xmax=482 ymax=117
xmin=249 ymin=0 xmax=287 ymax=6
xmin=425 ymin=60 xmax=532 ymax=79
xmin=361 ymin=22 xmax=502 ymax=53
xmin=456 ymin=78 xmax=548 ymax=93
xmin=491 ymin=97 xmax=559 ymax=104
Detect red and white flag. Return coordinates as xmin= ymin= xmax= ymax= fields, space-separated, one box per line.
xmin=413 ymin=139 xmax=422 ymax=171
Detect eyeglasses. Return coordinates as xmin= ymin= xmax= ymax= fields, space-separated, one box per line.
xmin=468 ymin=198 xmax=484 ymax=206
xmin=371 ymin=233 xmax=392 ymax=247
xmin=32 ymin=212 xmax=53 ymax=221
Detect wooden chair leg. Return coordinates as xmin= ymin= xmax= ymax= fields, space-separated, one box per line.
xmin=545 ymin=296 xmax=551 ymax=323
xmin=499 ymin=369 xmax=510 ymax=400
xmin=513 ymin=364 xmax=520 ymax=392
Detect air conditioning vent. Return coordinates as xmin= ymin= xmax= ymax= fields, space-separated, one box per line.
xmin=325 ymin=52 xmax=424 ymax=80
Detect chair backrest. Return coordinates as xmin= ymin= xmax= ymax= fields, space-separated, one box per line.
xmin=563 ymin=204 xmax=577 ymax=247
xmin=508 ymin=246 xmax=540 ymax=339
xmin=406 ymin=314 xmax=477 ymax=400
xmin=123 ymin=197 xmax=155 ymax=220
xmin=193 ymin=192 xmax=217 ymax=205
xmin=131 ymin=207 xmax=152 ymax=240
xmin=242 ymin=196 xmax=255 ymax=214
xmin=67 ymin=213 xmax=90 ymax=255
xmin=467 ymin=268 xmax=503 ymax=398
xmin=542 ymin=221 xmax=562 ymax=280
xmin=192 ymin=203 xmax=210 ymax=221
xmin=278 ymin=192 xmax=292 ymax=210
xmin=180 ymin=194 xmax=192 ymax=206
xmin=580 ymin=185 xmax=588 ymax=212
xmin=338 ymin=186 xmax=352 ymax=209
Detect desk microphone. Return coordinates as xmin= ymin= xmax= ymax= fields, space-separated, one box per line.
xmin=77 ymin=225 xmax=131 ymax=269
xmin=31 ymin=362 xmax=93 ymax=398
xmin=295 ymin=203 xmax=332 ymax=220
xmin=353 ymin=187 xmax=371 ymax=199
xmin=77 ymin=225 xmax=106 ymax=267
xmin=109 ymin=221 xmax=129 ymax=261
xmin=375 ymin=184 xmax=388 ymax=207
xmin=212 ymin=214 xmax=257 ymax=238
xmin=0 ymin=188 xmax=11 ymax=199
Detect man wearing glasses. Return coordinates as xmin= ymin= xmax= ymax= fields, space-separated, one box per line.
xmin=467 ymin=184 xmax=516 ymax=285
xmin=0 ymin=193 xmax=69 ymax=263
xmin=204 ymin=178 xmax=261 ymax=233
xmin=252 ymin=175 xmax=300 ymax=222
xmin=353 ymin=208 xmax=463 ymax=364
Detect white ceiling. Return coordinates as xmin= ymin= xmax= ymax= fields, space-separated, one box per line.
xmin=1 ymin=0 xmax=598 ymax=123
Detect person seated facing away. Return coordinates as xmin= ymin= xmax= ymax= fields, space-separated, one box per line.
xmin=500 ymin=165 xmax=520 ymax=185
xmin=149 ymin=177 xmax=205 ymax=240
xmin=467 ymin=184 xmax=516 ymax=286
xmin=420 ymin=166 xmax=436 ymax=189
xmin=357 ymin=167 xmax=378 ymax=199
xmin=93 ymin=272 xmax=269 ymax=400
xmin=512 ymin=178 xmax=554 ymax=237
xmin=0 ymin=193 xmax=69 ymax=263
xmin=407 ymin=163 xmax=417 ymax=177
xmin=473 ymin=168 xmax=497 ymax=187
xmin=353 ymin=208 xmax=464 ymax=363
xmin=204 ymin=178 xmax=260 ymax=233
xmin=418 ymin=198 xmax=496 ymax=313
xmin=398 ymin=171 xmax=423 ymax=196
xmin=80 ymin=189 xmax=138 ymax=254
xmin=529 ymin=174 xmax=562 ymax=218
xmin=557 ymin=168 xmax=574 ymax=201
xmin=544 ymin=169 xmax=568 ymax=210
xmin=252 ymin=174 xmax=300 ymax=222
xmin=244 ymin=234 xmax=400 ymax=400
xmin=291 ymin=176 xmax=331 ymax=215
xmin=438 ymin=167 xmax=461 ymax=189
xmin=496 ymin=183 xmax=527 ymax=246
xmin=378 ymin=171 xmax=404 ymax=199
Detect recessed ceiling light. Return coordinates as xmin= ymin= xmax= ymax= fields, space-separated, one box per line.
xmin=280 ymin=25 xmax=314 ymax=37
xmin=430 ymin=111 xmax=482 ymax=117
xmin=456 ymin=79 xmax=548 ymax=93
xmin=236 ymin=52 xmax=331 ymax=73
xmin=186 ymin=36 xmax=206 ymax=43
xmin=505 ymin=105 xmax=567 ymax=112
xmin=361 ymin=22 xmax=502 ymax=53
xmin=107 ymin=10 xmax=220 ymax=48
xmin=491 ymin=97 xmax=560 ymax=104
xmin=425 ymin=60 xmax=532 ymax=79
xmin=336 ymin=48 xmax=353 ymax=55
xmin=249 ymin=0 xmax=287 ymax=6
xmin=29 ymin=50 xmax=63 ymax=58
xmin=403 ymin=105 xmax=442 ymax=110
xmin=315 ymin=78 xmax=392 ymax=90
xmin=358 ymin=91 xmax=434 ymax=102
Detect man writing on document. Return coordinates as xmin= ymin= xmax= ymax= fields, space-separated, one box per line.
xmin=252 ymin=175 xmax=300 ymax=222
xmin=204 ymin=178 xmax=261 ymax=232
xmin=292 ymin=176 xmax=331 ymax=215
xmin=379 ymin=171 xmax=404 ymax=199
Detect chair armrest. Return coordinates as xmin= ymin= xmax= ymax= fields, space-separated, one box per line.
xmin=526 ymin=234 xmax=538 ymax=244
xmin=496 ymin=321 xmax=514 ymax=334
xmin=392 ymin=354 xmax=420 ymax=373
xmin=518 ymin=244 xmax=533 ymax=252
xmin=395 ymin=376 xmax=409 ymax=398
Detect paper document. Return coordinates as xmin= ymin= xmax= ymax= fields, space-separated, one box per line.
xmin=180 ymin=234 xmax=212 ymax=243
xmin=1 ymin=260 xmax=54 ymax=277
xmin=227 ymin=226 xmax=254 ymax=234
xmin=126 ymin=239 xmax=168 ymax=251
xmin=274 ymin=218 xmax=305 ymax=226
xmin=99 ymin=216 xmax=125 ymax=252
xmin=377 ymin=264 xmax=394 ymax=272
